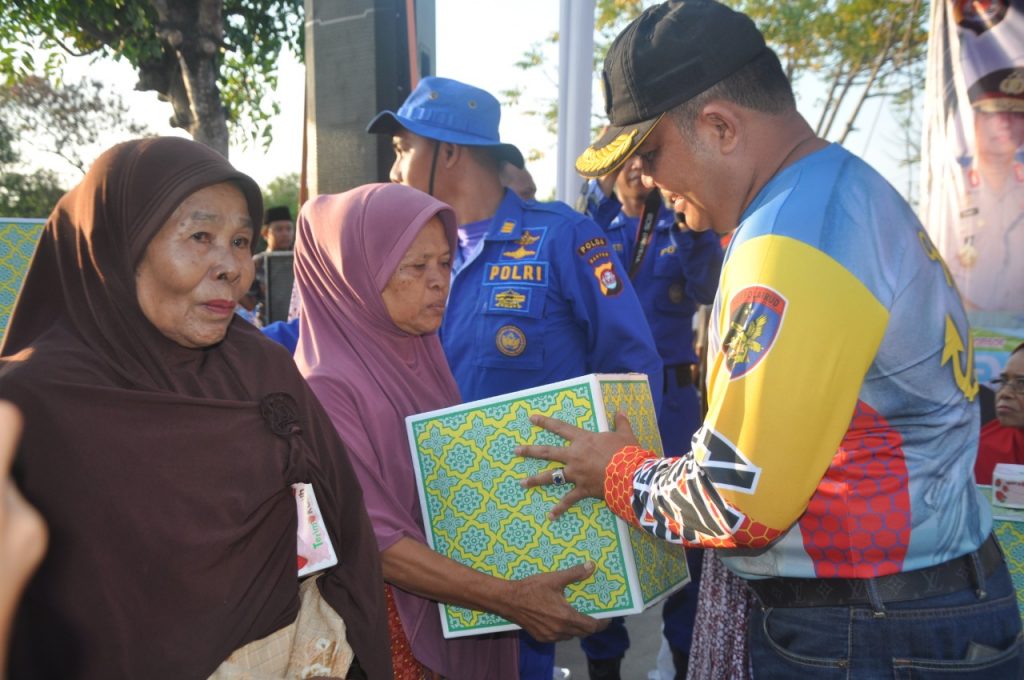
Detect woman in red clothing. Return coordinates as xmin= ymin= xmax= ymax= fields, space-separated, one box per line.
xmin=975 ymin=342 xmax=1024 ymax=484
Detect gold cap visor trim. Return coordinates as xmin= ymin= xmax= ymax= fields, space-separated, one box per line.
xmin=575 ymin=113 xmax=664 ymax=178
xmin=973 ymin=98 xmax=1024 ymax=113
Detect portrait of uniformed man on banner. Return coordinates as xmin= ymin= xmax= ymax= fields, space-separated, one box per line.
xmin=948 ymin=67 xmax=1024 ymax=314
xmin=925 ymin=0 xmax=1024 ymax=322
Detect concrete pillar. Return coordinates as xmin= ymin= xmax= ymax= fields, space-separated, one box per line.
xmin=304 ymin=0 xmax=434 ymax=196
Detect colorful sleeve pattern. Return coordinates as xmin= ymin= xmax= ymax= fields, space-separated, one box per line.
xmin=605 ymin=233 xmax=889 ymax=551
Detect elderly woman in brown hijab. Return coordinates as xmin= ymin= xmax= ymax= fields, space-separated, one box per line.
xmin=0 ymin=138 xmax=391 ymax=679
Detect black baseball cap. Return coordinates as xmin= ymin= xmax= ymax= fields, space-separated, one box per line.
xmin=264 ymin=205 xmax=293 ymax=224
xmin=576 ymin=0 xmax=768 ymax=178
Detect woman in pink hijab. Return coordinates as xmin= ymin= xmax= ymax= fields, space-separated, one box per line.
xmin=295 ymin=183 xmax=576 ymax=679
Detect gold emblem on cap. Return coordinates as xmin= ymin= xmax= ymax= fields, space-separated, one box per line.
xmin=1000 ymin=70 xmax=1024 ymax=96
xmin=576 ymin=129 xmax=639 ymax=175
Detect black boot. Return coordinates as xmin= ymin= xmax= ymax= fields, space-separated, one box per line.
xmin=586 ymin=656 xmax=622 ymax=680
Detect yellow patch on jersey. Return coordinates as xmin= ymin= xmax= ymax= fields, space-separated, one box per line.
xmin=703 ymin=235 xmax=888 ymax=529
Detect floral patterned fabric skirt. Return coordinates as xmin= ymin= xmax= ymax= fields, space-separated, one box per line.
xmin=687 ymin=551 xmax=755 ymax=680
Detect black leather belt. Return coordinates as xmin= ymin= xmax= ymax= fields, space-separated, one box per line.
xmin=746 ymin=534 xmax=1004 ymax=608
xmin=664 ymin=363 xmax=694 ymax=388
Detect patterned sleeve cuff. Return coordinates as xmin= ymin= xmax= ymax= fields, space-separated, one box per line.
xmin=604 ymin=445 xmax=658 ymax=524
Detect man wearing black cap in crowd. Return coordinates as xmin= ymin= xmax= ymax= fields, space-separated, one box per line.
xmin=238 ymin=205 xmax=296 ymax=326
xmin=519 ymin=1 xmax=1024 ymax=677
xmin=262 ymin=205 xmax=295 ymax=252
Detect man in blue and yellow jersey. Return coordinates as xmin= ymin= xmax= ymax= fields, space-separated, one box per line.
xmin=368 ymin=76 xmax=663 ymax=680
xmin=520 ymin=2 xmax=1023 ymax=677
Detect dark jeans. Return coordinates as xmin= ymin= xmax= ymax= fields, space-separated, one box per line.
xmin=748 ymin=560 xmax=1024 ymax=678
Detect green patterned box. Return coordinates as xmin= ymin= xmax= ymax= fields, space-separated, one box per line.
xmin=406 ymin=373 xmax=690 ymax=638
xmin=978 ymin=485 xmax=1024 ymax=622
xmin=0 ymin=219 xmax=45 ymax=343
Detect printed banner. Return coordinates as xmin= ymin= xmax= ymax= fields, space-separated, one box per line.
xmin=0 ymin=219 xmax=45 ymax=343
xmin=921 ymin=0 xmax=1024 ymax=337
xmin=978 ymin=485 xmax=1024 ymax=620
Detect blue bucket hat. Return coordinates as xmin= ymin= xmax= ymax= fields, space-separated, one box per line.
xmin=367 ymin=76 xmax=525 ymax=168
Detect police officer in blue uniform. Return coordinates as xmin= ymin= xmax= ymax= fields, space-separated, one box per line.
xmin=581 ymin=156 xmax=721 ymax=451
xmin=577 ymin=153 xmax=722 ymax=680
xmin=369 ymin=76 xmax=664 ymax=680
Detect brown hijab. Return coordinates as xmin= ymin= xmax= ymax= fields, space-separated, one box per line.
xmin=0 ymin=137 xmax=392 ymax=679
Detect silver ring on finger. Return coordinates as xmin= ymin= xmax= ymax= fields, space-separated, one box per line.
xmin=551 ymin=467 xmax=567 ymax=486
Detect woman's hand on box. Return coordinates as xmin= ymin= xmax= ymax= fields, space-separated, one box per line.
xmin=382 ymin=537 xmax=606 ymax=642
xmin=499 ymin=561 xmax=608 ymax=642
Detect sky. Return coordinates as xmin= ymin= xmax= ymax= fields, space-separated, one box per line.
xmin=19 ymin=0 xmax=915 ymax=203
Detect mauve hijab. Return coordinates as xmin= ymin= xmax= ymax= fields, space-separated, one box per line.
xmin=294 ymin=183 xmax=518 ymax=679
xmin=0 ymin=138 xmax=391 ymax=679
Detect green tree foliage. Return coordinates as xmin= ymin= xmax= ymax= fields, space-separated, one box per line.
xmin=505 ymin=0 xmax=928 ymax=187
xmin=500 ymin=0 xmax=656 ymax=143
xmin=0 ymin=76 xmax=151 ymax=175
xmin=262 ymin=172 xmax=300 ymax=220
xmin=0 ymin=169 xmax=66 ymax=219
xmin=735 ymin=0 xmax=928 ymax=145
xmin=0 ymin=0 xmax=303 ymax=157
xmin=0 ymin=120 xmax=66 ymax=218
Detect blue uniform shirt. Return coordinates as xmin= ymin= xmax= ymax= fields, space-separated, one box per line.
xmin=261 ymin=318 xmax=300 ymax=354
xmin=441 ymin=190 xmax=663 ymax=406
xmin=584 ymin=181 xmax=722 ymax=366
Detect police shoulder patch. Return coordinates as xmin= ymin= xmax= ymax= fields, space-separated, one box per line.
xmin=593 ymin=260 xmax=624 ymax=297
xmin=577 ymin=236 xmax=608 ymax=257
xmin=722 ymin=285 xmax=786 ymax=379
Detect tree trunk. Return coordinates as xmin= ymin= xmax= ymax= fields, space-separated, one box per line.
xmin=139 ymin=0 xmax=230 ymax=157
